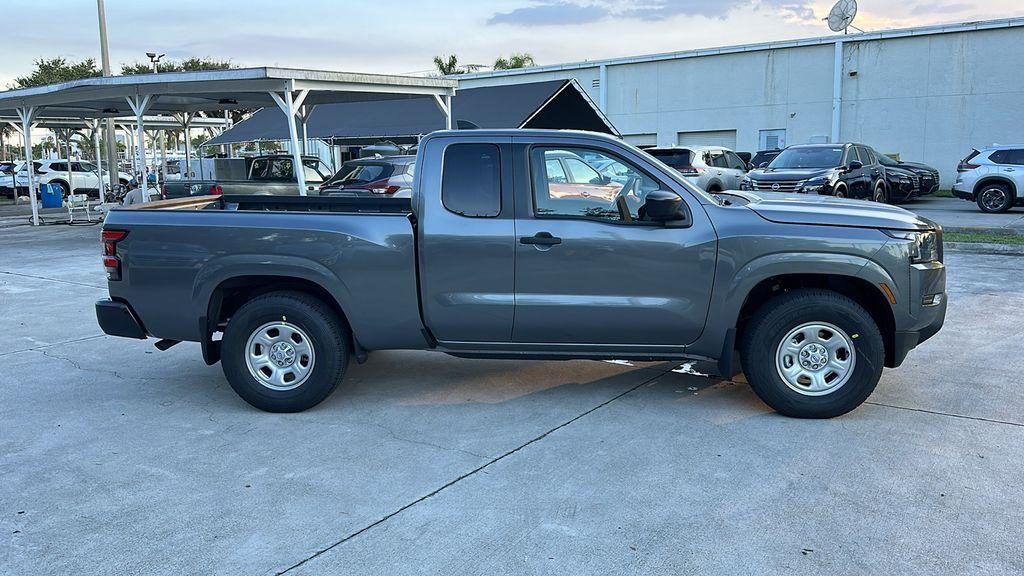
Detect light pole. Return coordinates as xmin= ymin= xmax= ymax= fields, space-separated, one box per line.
xmin=97 ymin=0 xmax=118 ymax=195
xmin=147 ymin=52 xmax=165 ymax=189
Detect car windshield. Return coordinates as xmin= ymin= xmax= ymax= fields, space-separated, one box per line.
xmin=769 ymin=147 xmax=844 ymax=169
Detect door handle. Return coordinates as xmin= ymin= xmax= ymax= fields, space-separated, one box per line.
xmin=520 ymin=232 xmax=562 ymax=246
xmin=1006 ymin=168 xmax=1016 ymax=172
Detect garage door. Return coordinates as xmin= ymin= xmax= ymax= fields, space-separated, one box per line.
xmin=623 ymin=133 xmax=657 ymax=148
xmin=677 ymin=130 xmax=737 ymax=150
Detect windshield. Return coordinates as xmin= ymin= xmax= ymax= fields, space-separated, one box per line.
xmin=769 ymin=147 xmax=844 ymax=169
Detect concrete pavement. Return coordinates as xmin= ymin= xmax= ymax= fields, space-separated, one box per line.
xmin=2 ymin=224 xmax=1023 ymax=575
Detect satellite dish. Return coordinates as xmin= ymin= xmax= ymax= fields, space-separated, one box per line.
xmin=826 ymin=0 xmax=860 ymax=33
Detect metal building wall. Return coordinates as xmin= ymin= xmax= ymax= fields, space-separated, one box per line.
xmin=458 ymin=20 xmax=1024 ymax=188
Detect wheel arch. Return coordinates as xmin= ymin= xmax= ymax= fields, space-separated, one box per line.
xmin=973 ymin=176 xmax=1017 ymax=198
xmin=734 ymin=273 xmax=897 ymax=368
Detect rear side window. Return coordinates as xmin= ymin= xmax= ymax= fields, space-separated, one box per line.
xmin=441 ymin=143 xmax=501 ymax=218
xmin=991 ymin=149 xmax=1024 ymax=165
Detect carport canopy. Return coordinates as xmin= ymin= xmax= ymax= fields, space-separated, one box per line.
xmin=0 ymin=67 xmax=457 ymax=224
xmin=203 ymin=79 xmax=618 ymax=147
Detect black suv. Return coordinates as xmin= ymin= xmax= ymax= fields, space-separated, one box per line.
xmin=741 ymin=143 xmax=889 ymax=202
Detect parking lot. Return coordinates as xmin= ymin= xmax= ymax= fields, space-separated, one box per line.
xmin=1 ymin=222 xmax=1021 ymax=575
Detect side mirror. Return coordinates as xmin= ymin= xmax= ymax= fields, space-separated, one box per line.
xmin=642 ymin=190 xmax=686 ymax=223
xmin=848 ymin=160 xmax=863 ymax=171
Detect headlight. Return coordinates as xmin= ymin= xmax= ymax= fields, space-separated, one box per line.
xmin=885 ymin=230 xmax=940 ymax=263
xmin=740 ymin=176 xmax=752 ymax=190
xmin=800 ymin=177 xmax=830 ymax=193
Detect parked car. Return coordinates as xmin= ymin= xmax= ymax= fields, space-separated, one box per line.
xmin=13 ymin=159 xmax=133 ymax=198
xmin=162 ymin=154 xmax=333 ymax=198
xmin=95 ymin=129 xmax=946 ymax=419
xmin=876 ymin=154 xmax=940 ymax=197
xmin=646 ymin=146 xmax=747 ymax=192
xmin=953 ymin=145 xmax=1024 ymax=212
xmin=0 ymin=161 xmax=19 ymax=198
xmin=869 ymin=148 xmax=921 ymax=204
xmin=742 ymin=143 xmax=889 ymax=202
xmin=749 ymin=149 xmax=782 ymax=169
xmin=320 ymin=156 xmax=416 ymax=197
xmin=538 ymin=149 xmax=625 ymax=203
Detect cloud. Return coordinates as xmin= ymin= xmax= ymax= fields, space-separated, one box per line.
xmin=488 ymin=0 xmax=818 ymax=26
xmin=910 ymin=2 xmax=973 ymax=14
xmin=488 ymin=1 xmax=609 ymax=26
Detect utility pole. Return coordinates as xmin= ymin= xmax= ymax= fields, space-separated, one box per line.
xmin=147 ymin=52 xmax=165 ymax=189
xmin=97 ymin=0 xmax=118 ymax=194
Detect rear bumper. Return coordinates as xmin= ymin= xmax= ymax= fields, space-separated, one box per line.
xmin=95 ymin=299 xmax=147 ymax=339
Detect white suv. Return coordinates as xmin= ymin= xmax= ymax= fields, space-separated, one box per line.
xmin=645 ymin=146 xmax=748 ymax=192
xmin=15 ymin=159 xmax=133 ymax=198
xmin=953 ymin=145 xmax=1024 ymax=213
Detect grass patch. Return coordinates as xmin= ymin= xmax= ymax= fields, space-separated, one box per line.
xmin=945 ymin=232 xmax=1024 ymax=245
xmin=933 ymin=189 xmax=954 ymax=198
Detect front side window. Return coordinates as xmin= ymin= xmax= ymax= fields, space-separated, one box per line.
xmin=531 ymin=147 xmax=667 ymax=223
xmin=441 ymin=143 xmax=501 ymax=218
xmin=79 ymin=161 xmax=96 ymax=172
xmin=725 ymin=151 xmax=746 ymax=170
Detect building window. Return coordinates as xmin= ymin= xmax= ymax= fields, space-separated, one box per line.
xmin=759 ymin=129 xmax=786 ymax=150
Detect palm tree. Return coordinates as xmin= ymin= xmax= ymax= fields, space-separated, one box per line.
xmin=493 ymin=53 xmax=537 ymax=70
xmin=433 ymin=55 xmax=465 ymax=76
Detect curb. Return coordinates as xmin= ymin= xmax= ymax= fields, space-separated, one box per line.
xmin=945 ymin=242 xmax=1024 ymax=256
xmin=943 ymin=226 xmax=1022 ymax=236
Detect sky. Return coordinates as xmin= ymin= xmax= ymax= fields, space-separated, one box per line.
xmin=1 ymin=0 xmax=1022 ymax=86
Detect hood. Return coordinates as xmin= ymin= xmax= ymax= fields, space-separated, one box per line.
xmin=897 ymin=161 xmax=936 ymax=172
xmin=747 ymin=167 xmax=836 ymax=181
xmin=726 ymin=190 xmax=933 ymax=231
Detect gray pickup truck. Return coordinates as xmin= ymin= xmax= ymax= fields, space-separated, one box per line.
xmin=162 ymin=154 xmax=332 ymax=198
xmin=95 ymin=129 xmax=946 ymax=419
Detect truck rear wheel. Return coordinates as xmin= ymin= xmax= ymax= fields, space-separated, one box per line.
xmin=221 ymin=291 xmax=350 ymax=412
xmin=739 ymin=289 xmax=884 ymax=418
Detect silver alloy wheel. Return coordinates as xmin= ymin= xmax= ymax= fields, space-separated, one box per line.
xmin=873 ymin=185 xmax=885 ymax=202
xmin=775 ymin=322 xmax=856 ymax=396
xmin=244 ymin=321 xmax=315 ymax=391
xmin=980 ymin=187 xmax=1007 ymax=211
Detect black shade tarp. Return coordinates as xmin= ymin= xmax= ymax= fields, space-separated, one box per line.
xmin=204 ymin=79 xmax=617 ymax=147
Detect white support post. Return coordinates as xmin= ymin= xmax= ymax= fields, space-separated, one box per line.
xmin=16 ymin=107 xmax=40 ymax=226
xmin=178 ymin=113 xmax=194 ymax=179
xmin=831 ymin=39 xmax=844 ymax=144
xmin=433 ymin=94 xmax=452 ymax=130
xmin=126 ymin=95 xmax=152 ymax=185
xmin=65 ymin=133 xmax=74 ymax=197
xmin=91 ymin=120 xmax=104 ymax=200
xmin=269 ymin=90 xmax=308 ymax=196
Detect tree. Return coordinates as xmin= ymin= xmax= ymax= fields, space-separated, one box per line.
xmin=119 ymin=56 xmax=234 ymax=75
xmin=14 ymin=57 xmax=101 ymax=88
xmin=433 ymin=54 xmax=465 ymax=76
xmin=493 ymin=53 xmax=537 ymax=70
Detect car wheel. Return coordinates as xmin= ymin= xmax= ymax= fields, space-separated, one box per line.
xmin=52 ymin=180 xmax=69 ymax=198
xmin=221 ymin=291 xmax=350 ymax=412
xmin=872 ymin=182 xmax=888 ymax=203
xmin=739 ymin=289 xmax=884 ymax=419
xmin=976 ymin=184 xmax=1013 ymax=213
xmin=832 ymin=185 xmax=847 ymax=199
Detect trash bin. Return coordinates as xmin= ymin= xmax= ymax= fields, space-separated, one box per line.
xmin=40 ymin=183 xmax=62 ymax=209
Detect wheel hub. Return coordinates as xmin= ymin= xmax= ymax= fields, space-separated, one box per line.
xmin=268 ymin=341 xmax=296 ymax=368
xmin=799 ymin=342 xmax=829 ymax=370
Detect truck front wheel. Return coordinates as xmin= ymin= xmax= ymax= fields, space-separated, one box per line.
xmin=221 ymin=291 xmax=350 ymax=412
xmin=739 ymin=289 xmax=884 ymax=418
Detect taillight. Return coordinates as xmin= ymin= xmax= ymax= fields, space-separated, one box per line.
xmin=161 ymin=185 xmax=167 ymax=200
xmin=101 ymin=229 xmax=127 ymax=281
xmin=210 ymin=184 xmax=223 ymax=195
xmin=677 ymin=167 xmax=703 ymax=176
xmin=369 ymin=183 xmax=401 ymax=195
xmin=958 ymin=162 xmax=980 ymax=172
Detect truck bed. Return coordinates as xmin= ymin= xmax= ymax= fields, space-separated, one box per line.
xmin=103 ymin=195 xmax=426 ymax=351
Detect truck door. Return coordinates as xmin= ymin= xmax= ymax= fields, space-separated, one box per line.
xmin=417 ymin=137 xmax=516 ymax=342
xmin=511 ymin=139 xmax=717 ymax=346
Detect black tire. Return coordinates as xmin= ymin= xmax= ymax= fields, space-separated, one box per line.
xmin=832 ymin=184 xmax=847 ymax=199
xmin=872 ymin=182 xmax=888 ymax=204
xmin=51 ymin=180 xmax=69 ymax=198
xmin=976 ymin=183 xmax=1013 ymax=213
xmin=221 ymin=291 xmax=350 ymax=412
xmin=739 ymin=289 xmax=884 ymax=419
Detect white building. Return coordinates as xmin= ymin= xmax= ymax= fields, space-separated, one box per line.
xmin=458 ymin=17 xmax=1024 ymax=187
